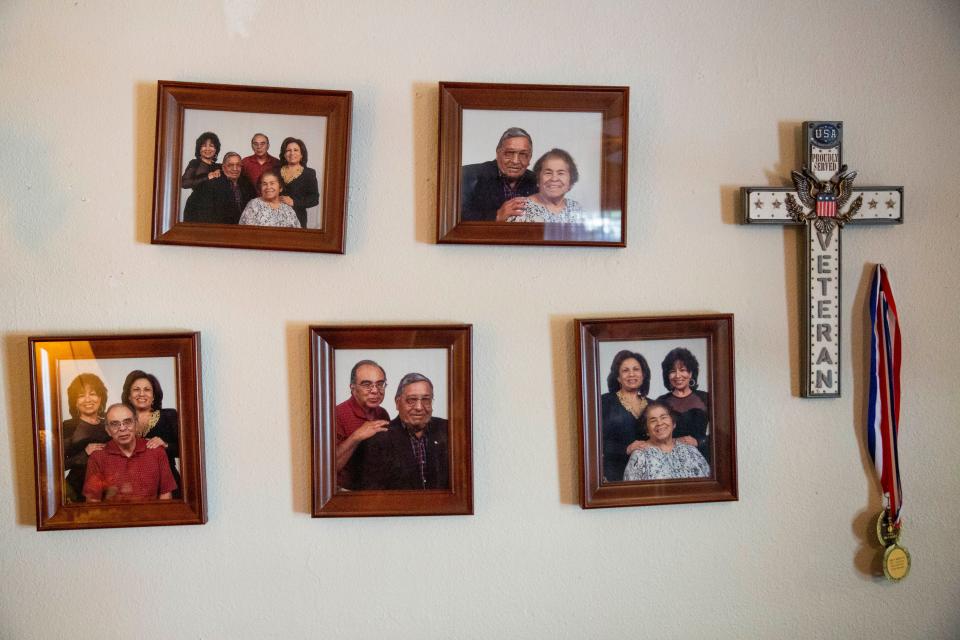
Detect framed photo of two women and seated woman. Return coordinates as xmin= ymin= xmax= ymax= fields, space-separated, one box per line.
xmin=151 ymin=80 xmax=351 ymax=254
xmin=436 ymin=82 xmax=628 ymax=247
xmin=29 ymin=333 xmax=206 ymax=530
xmin=576 ymin=314 xmax=738 ymax=509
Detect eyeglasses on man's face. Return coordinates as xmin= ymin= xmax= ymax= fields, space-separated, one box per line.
xmin=355 ymin=381 xmax=387 ymax=391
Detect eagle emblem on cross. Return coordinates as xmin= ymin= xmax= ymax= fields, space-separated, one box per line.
xmin=785 ymin=165 xmax=863 ymax=233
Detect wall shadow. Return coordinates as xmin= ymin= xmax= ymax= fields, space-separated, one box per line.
xmin=411 ymin=82 xmax=438 ymax=245
xmin=549 ymin=314 xmax=579 ymax=506
xmin=4 ymin=333 xmax=38 ymax=526
xmin=134 ymin=81 xmax=157 ymax=245
xmin=286 ymin=322 xmax=311 ymax=515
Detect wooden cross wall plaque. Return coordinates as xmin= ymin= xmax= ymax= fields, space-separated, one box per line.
xmin=741 ymin=121 xmax=903 ymax=398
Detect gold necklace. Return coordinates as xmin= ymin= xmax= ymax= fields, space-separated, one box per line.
xmin=616 ymin=390 xmax=647 ymax=418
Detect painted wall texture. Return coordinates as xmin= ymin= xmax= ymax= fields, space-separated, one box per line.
xmin=1 ymin=1 xmax=958 ymax=638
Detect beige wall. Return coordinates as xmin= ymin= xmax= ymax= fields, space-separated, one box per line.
xmin=2 ymin=1 xmax=959 ymax=637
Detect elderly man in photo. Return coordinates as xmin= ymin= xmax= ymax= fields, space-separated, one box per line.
xmin=359 ymin=372 xmax=450 ymax=490
xmin=460 ymin=127 xmax=538 ymax=222
xmin=241 ymin=132 xmax=280 ymax=193
xmin=83 ymin=403 xmax=177 ymax=503
xmin=182 ymin=151 xmax=256 ymax=224
xmin=334 ymin=360 xmax=390 ymax=490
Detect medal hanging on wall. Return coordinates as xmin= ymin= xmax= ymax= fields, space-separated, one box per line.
xmin=866 ymin=264 xmax=910 ymax=581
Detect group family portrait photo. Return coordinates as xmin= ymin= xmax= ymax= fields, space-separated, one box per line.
xmin=152 ymin=81 xmax=351 ymax=253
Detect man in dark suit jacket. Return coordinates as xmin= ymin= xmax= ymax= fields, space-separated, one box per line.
xmin=183 ymin=152 xmax=255 ymax=224
xmin=359 ymin=372 xmax=450 ymax=490
xmin=460 ymin=127 xmax=538 ymax=222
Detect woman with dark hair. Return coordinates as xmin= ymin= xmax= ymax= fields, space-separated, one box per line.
xmin=62 ymin=373 xmax=110 ymax=502
xmin=507 ymin=148 xmax=584 ymax=223
xmin=623 ymin=401 xmax=710 ymax=481
xmin=238 ymin=170 xmax=300 ymax=227
xmin=278 ymin=137 xmax=319 ymax=228
xmin=656 ymin=347 xmax=711 ymax=462
xmin=599 ymin=350 xmax=652 ymax=482
xmin=181 ymin=131 xmax=222 ymax=190
xmin=122 ymin=370 xmax=182 ymax=498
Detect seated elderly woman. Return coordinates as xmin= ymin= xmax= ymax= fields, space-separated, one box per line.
xmin=656 ymin=347 xmax=711 ymax=463
xmin=506 ymin=148 xmax=584 ymax=223
xmin=623 ymin=401 xmax=710 ymax=481
xmin=61 ymin=373 xmax=111 ymax=502
xmin=239 ymin=171 xmax=301 ymax=227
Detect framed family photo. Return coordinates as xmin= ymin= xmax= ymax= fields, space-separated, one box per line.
xmin=151 ymin=81 xmax=351 ymax=253
xmin=309 ymin=325 xmax=473 ymax=517
xmin=436 ymin=82 xmax=628 ymax=247
xmin=28 ymin=333 xmax=206 ymax=530
xmin=576 ymin=315 xmax=737 ymax=509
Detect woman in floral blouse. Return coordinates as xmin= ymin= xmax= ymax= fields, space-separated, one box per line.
xmin=622 ymin=401 xmax=710 ymax=481
xmin=507 ymin=148 xmax=584 ymax=223
xmin=239 ymin=171 xmax=300 ymax=228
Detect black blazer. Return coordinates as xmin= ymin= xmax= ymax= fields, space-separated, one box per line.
xmin=183 ymin=174 xmax=255 ymax=224
xmin=460 ymin=160 xmax=537 ymax=221
xmin=359 ymin=417 xmax=450 ymax=490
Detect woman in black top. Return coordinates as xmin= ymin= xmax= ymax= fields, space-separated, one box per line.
xmin=278 ymin=136 xmax=320 ymax=228
xmin=600 ymin=350 xmax=652 ymax=482
xmin=62 ymin=373 xmax=110 ymax=502
xmin=656 ymin=347 xmax=711 ymax=463
xmin=122 ymin=370 xmax=182 ymax=499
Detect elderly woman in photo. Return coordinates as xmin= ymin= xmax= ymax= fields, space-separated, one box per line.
xmin=181 ymin=131 xmax=222 ymax=189
xmin=62 ymin=373 xmax=111 ymax=502
xmin=507 ymin=148 xmax=584 ymax=223
xmin=623 ymin=401 xmax=710 ymax=481
xmin=278 ymin=136 xmax=320 ymax=228
xmin=239 ymin=170 xmax=301 ymax=227
xmin=656 ymin=347 xmax=711 ymax=462
xmin=600 ymin=350 xmax=652 ymax=482
xmin=122 ymin=370 xmax=182 ymax=498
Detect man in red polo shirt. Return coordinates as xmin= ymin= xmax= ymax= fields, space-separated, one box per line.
xmin=83 ymin=403 xmax=177 ymax=502
xmin=240 ymin=133 xmax=280 ymax=194
xmin=335 ymin=360 xmax=390 ymax=490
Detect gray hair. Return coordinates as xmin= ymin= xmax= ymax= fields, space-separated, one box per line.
xmin=251 ymin=132 xmax=269 ymax=144
xmin=497 ymin=127 xmax=532 ymax=150
xmin=222 ymin=151 xmax=241 ymax=163
xmin=394 ymin=372 xmax=433 ymax=400
xmin=350 ymin=360 xmax=386 ymax=385
xmin=104 ymin=402 xmax=136 ymax=420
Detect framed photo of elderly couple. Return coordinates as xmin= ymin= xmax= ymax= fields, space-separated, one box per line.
xmin=151 ymin=80 xmax=352 ymax=253
xmin=576 ymin=314 xmax=738 ymax=509
xmin=28 ymin=333 xmax=206 ymax=530
xmin=436 ymin=82 xmax=628 ymax=247
xmin=309 ymin=324 xmax=473 ymax=517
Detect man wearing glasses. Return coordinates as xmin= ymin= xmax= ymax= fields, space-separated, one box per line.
xmin=83 ymin=403 xmax=176 ymax=502
xmin=460 ymin=127 xmax=538 ymax=221
xmin=359 ymin=373 xmax=450 ymax=491
xmin=335 ymin=360 xmax=390 ymax=490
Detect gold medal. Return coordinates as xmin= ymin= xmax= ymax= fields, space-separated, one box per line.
xmin=875 ymin=509 xmax=900 ymax=546
xmin=882 ymin=543 xmax=911 ymax=581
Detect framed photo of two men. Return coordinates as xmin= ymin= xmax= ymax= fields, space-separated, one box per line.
xmin=28 ymin=333 xmax=206 ymax=530
xmin=576 ymin=314 xmax=738 ymax=509
xmin=309 ymin=325 xmax=473 ymax=517
xmin=151 ymin=80 xmax=351 ymax=254
xmin=436 ymin=82 xmax=628 ymax=247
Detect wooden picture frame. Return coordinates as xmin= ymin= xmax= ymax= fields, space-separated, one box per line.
xmin=28 ymin=333 xmax=206 ymax=530
xmin=151 ymin=80 xmax=351 ymax=253
xmin=576 ymin=315 xmax=737 ymax=509
xmin=310 ymin=325 xmax=473 ymax=517
xmin=436 ymin=81 xmax=628 ymax=247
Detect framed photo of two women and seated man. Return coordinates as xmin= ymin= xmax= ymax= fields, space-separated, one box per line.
xmin=151 ymin=80 xmax=351 ymax=254
xmin=309 ymin=325 xmax=473 ymax=517
xmin=28 ymin=333 xmax=205 ymax=530
xmin=436 ymin=82 xmax=628 ymax=247
xmin=576 ymin=314 xmax=738 ymax=509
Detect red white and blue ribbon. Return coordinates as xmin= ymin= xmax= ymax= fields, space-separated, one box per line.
xmin=867 ymin=264 xmax=903 ymax=527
